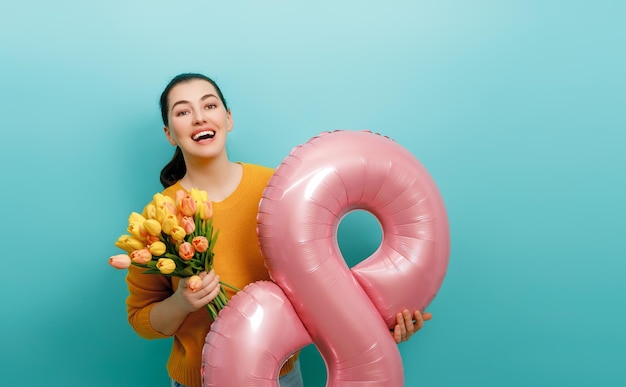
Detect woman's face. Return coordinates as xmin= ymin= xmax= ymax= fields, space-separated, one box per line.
xmin=164 ymin=79 xmax=233 ymax=161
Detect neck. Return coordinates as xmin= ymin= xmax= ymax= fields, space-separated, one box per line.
xmin=181 ymin=155 xmax=243 ymax=202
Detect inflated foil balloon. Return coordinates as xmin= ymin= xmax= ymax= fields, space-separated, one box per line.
xmin=202 ymin=130 xmax=450 ymax=386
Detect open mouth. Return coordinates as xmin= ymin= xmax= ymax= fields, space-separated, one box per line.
xmin=192 ymin=130 xmax=215 ymax=142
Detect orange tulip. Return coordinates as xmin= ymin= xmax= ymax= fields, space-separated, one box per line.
xmin=181 ymin=216 xmax=196 ymax=235
xmin=187 ymin=275 xmax=202 ymax=292
xmin=179 ymin=242 xmax=195 ymax=261
xmin=130 ymin=248 xmax=152 ymax=264
xmin=192 ymin=236 xmax=209 ymax=253
xmin=176 ymin=190 xmax=197 ymax=217
xmin=109 ymin=254 xmax=131 ymax=269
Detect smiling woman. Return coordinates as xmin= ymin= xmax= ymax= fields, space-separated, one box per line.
xmin=124 ymin=73 xmax=305 ymax=387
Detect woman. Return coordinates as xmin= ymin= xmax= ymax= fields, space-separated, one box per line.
xmin=125 ymin=73 xmax=430 ymax=387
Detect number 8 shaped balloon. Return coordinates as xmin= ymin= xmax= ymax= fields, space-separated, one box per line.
xmin=202 ymin=130 xmax=450 ymax=386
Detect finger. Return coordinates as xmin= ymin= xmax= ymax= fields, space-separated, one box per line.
xmin=413 ymin=310 xmax=424 ymax=331
xmin=396 ymin=313 xmax=407 ymax=332
xmin=422 ymin=311 xmax=433 ymax=321
xmin=395 ymin=312 xmax=408 ymax=342
xmin=403 ymin=310 xmax=415 ymax=335
xmin=392 ymin=325 xmax=402 ymax=344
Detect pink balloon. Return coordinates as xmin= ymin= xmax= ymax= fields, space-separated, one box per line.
xmin=202 ymin=281 xmax=311 ymax=386
xmin=202 ymin=130 xmax=450 ymax=386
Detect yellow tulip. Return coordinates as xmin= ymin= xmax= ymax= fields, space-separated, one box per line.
xmin=154 ymin=194 xmax=176 ymax=223
xmin=199 ymin=201 xmax=213 ymax=220
xmin=144 ymin=219 xmax=162 ymax=236
xmin=156 ymin=258 xmax=176 ymax=274
xmin=154 ymin=192 xmax=176 ymax=208
xmin=170 ymin=226 xmax=186 ymax=241
xmin=115 ymin=235 xmax=146 ymax=253
xmin=144 ymin=203 xmax=157 ymax=220
xmin=161 ymin=214 xmax=178 ymax=234
xmin=189 ymin=188 xmax=208 ymax=204
xmin=149 ymin=241 xmax=166 ymax=256
xmin=128 ymin=212 xmax=146 ymax=225
xmin=127 ymin=222 xmax=147 ymax=241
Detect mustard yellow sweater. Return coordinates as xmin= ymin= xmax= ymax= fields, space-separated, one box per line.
xmin=126 ymin=163 xmax=298 ymax=387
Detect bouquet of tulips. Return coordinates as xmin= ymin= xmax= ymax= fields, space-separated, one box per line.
xmin=109 ymin=188 xmax=234 ymax=319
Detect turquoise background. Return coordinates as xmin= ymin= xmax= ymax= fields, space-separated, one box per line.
xmin=1 ymin=1 xmax=624 ymax=386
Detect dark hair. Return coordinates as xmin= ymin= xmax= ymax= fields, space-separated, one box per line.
xmin=159 ymin=73 xmax=229 ymax=188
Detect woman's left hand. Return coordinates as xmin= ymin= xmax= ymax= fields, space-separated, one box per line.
xmin=392 ymin=309 xmax=432 ymax=344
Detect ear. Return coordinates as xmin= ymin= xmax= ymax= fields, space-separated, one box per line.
xmin=164 ymin=126 xmax=177 ymax=146
xmin=227 ymin=110 xmax=234 ymax=132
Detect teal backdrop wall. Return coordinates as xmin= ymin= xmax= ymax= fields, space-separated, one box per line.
xmin=1 ymin=1 xmax=624 ymax=386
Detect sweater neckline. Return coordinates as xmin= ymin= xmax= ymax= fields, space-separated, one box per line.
xmin=213 ymin=162 xmax=253 ymax=212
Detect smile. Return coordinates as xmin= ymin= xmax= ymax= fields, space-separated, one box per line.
xmin=192 ymin=130 xmax=215 ymax=141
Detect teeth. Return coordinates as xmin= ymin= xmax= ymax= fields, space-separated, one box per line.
xmin=192 ymin=130 xmax=215 ymax=141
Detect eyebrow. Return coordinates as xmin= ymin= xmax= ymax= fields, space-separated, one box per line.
xmin=171 ymin=94 xmax=219 ymax=111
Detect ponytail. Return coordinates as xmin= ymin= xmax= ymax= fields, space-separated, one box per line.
xmin=160 ymin=146 xmax=186 ymax=188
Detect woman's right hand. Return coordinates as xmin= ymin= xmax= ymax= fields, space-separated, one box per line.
xmin=174 ymin=270 xmax=222 ymax=313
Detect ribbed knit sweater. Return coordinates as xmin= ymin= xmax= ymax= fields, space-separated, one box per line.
xmin=126 ymin=163 xmax=298 ymax=387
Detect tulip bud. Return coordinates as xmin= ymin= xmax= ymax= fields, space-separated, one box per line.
xmin=170 ymin=226 xmax=186 ymax=241
xmin=149 ymin=241 xmax=166 ymax=256
xmin=115 ymin=235 xmax=146 ymax=253
xmin=181 ymin=216 xmax=196 ymax=235
xmin=130 ymin=248 xmax=152 ymax=264
xmin=144 ymin=203 xmax=157 ymax=220
xmin=198 ymin=201 xmax=213 ymax=220
xmin=154 ymin=194 xmax=176 ymax=223
xmin=192 ymin=236 xmax=209 ymax=253
xmin=127 ymin=222 xmax=147 ymax=241
xmin=189 ymin=188 xmax=208 ymax=204
xmin=164 ymin=202 xmax=177 ymax=215
xmin=161 ymin=214 xmax=178 ymax=234
xmin=144 ymin=219 xmax=162 ymax=236
xmin=109 ymin=254 xmax=131 ymax=269
xmin=146 ymin=235 xmax=161 ymax=245
xmin=156 ymin=258 xmax=176 ymax=274
xmin=128 ymin=212 xmax=147 ymax=225
xmin=178 ymin=242 xmax=195 ymax=261
xmin=176 ymin=190 xmax=197 ymax=217
xmin=187 ymin=275 xmax=202 ymax=292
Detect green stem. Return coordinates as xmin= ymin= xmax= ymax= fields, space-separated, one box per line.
xmin=219 ymin=281 xmax=241 ymax=292
xmin=206 ymin=303 xmax=218 ymax=320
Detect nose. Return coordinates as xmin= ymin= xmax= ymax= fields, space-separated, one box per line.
xmin=192 ymin=108 xmax=206 ymax=125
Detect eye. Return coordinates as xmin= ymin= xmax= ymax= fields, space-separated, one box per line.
xmin=205 ymin=104 xmax=217 ymax=110
xmin=175 ymin=110 xmax=190 ymax=117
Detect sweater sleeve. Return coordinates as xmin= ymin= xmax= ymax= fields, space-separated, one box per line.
xmin=124 ymin=188 xmax=181 ymax=339
xmin=126 ymin=260 xmax=173 ymax=339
